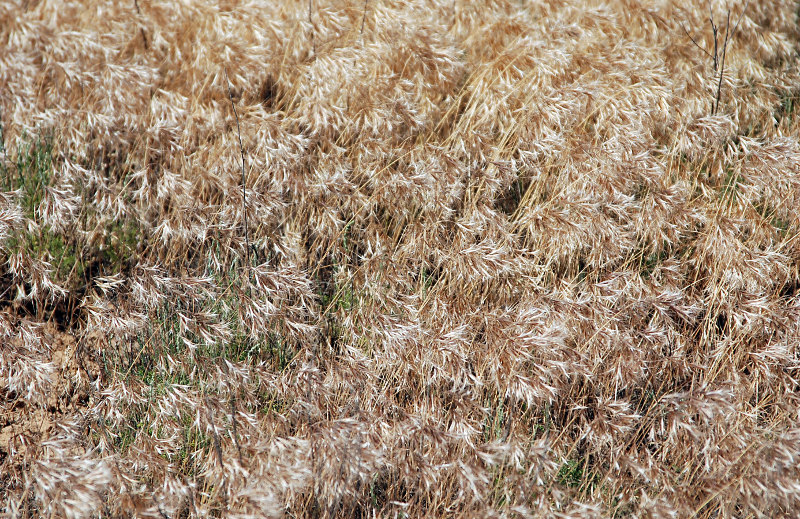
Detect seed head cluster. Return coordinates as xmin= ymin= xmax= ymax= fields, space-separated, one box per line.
xmin=2 ymin=0 xmax=800 ymax=517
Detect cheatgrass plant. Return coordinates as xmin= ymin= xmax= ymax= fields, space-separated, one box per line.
xmin=2 ymin=0 xmax=800 ymax=518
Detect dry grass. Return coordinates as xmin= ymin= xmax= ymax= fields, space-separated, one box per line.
xmin=2 ymin=0 xmax=800 ymax=517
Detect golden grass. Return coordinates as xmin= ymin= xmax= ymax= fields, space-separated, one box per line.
xmin=2 ymin=0 xmax=800 ymax=517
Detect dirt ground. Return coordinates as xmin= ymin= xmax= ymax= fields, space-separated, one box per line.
xmin=1 ymin=326 xmax=102 ymax=463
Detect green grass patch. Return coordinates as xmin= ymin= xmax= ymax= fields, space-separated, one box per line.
xmin=1 ymin=131 xmax=141 ymax=292
xmin=556 ymin=458 xmax=585 ymax=488
xmin=482 ymin=398 xmax=507 ymax=442
xmin=719 ymin=166 xmax=741 ymax=205
xmin=753 ymin=199 xmax=792 ymax=240
xmin=556 ymin=457 xmax=601 ymax=492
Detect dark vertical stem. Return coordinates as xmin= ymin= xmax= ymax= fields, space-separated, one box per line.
xmin=714 ymin=10 xmax=731 ymax=115
xmin=309 ymin=0 xmax=315 ymax=56
xmin=708 ymin=4 xmax=718 ymax=71
xmin=360 ymin=0 xmax=369 ymax=36
xmin=133 ymin=0 xmax=148 ymax=50
xmin=223 ymin=69 xmax=251 ymax=271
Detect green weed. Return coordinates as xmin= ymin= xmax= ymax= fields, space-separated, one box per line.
xmin=1 ymin=132 xmax=141 ymax=292
xmin=556 ymin=457 xmax=601 ymax=492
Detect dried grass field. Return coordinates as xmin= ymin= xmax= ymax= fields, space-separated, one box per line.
xmin=2 ymin=0 xmax=800 ymax=517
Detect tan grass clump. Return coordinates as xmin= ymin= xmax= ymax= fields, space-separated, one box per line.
xmin=2 ymin=0 xmax=800 ymax=517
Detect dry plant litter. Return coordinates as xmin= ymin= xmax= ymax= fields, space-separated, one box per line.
xmin=2 ymin=0 xmax=800 ymax=517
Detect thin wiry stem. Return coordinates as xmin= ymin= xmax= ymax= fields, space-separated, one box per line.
xmin=224 ymin=68 xmax=251 ymax=271
xmin=360 ymin=0 xmax=369 ymax=37
xmin=709 ymin=3 xmax=718 ymax=71
xmin=713 ymin=9 xmax=731 ymax=115
xmin=681 ymin=23 xmax=713 ymax=61
xmin=309 ymin=0 xmax=315 ymax=56
xmin=730 ymin=0 xmax=750 ymax=36
xmin=712 ymin=2 xmax=748 ymax=115
xmin=133 ymin=0 xmax=148 ymax=50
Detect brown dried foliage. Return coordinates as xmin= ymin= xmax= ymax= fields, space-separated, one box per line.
xmin=2 ymin=0 xmax=800 ymax=517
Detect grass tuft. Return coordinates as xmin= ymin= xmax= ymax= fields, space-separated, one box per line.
xmin=2 ymin=1 xmax=800 ymax=517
